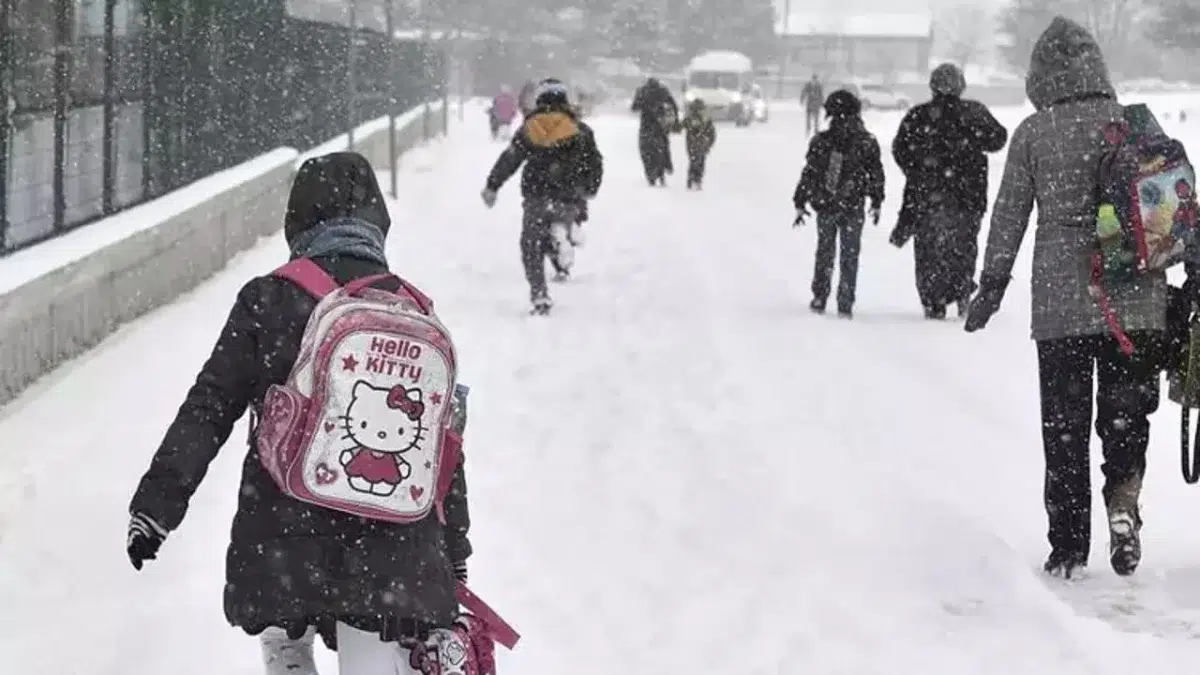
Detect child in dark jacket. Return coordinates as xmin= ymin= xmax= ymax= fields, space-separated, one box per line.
xmin=681 ymin=99 xmax=717 ymax=190
xmin=792 ymin=90 xmax=885 ymax=318
xmin=126 ymin=152 xmax=474 ymax=675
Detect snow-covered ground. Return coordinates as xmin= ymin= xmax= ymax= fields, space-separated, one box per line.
xmin=6 ymin=100 xmax=1200 ymax=674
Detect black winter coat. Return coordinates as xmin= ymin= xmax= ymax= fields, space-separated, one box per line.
xmin=682 ymin=111 xmax=716 ymax=160
xmin=793 ymin=117 xmax=885 ymax=215
xmin=130 ymin=152 xmax=471 ymax=644
xmin=891 ymin=94 xmax=1007 ymax=216
xmin=485 ymin=104 xmax=604 ymax=206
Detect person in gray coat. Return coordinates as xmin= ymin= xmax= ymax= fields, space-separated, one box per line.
xmin=964 ymin=16 xmax=1164 ymax=579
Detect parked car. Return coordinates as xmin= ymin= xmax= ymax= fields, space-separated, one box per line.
xmin=748 ymin=83 xmax=769 ymax=123
xmin=856 ymin=83 xmax=911 ymax=110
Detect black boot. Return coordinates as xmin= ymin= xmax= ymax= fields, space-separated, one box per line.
xmin=1043 ymin=549 xmax=1088 ymax=579
xmin=810 ymin=297 xmax=826 ymax=314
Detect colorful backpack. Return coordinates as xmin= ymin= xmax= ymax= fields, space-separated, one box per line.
xmin=405 ymin=585 xmax=522 ymax=675
xmin=1091 ymin=103 xmax=1199 ymax=354
xmin=255 ymin=258 xmax=462 ymax=524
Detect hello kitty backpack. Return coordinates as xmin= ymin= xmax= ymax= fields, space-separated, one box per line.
xmin=254 ymin=258 xmax=462 ymax=524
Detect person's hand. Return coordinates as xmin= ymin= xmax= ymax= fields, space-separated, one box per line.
xmin=964 ymin=276 xmax=1010 ymax=333
xmin=793 ymin=207 xmax=811 ymax=228
xmin=481 ymin=188 xmax=498 ymax=208
xmin=868 ymin=203 xmax=881 ymax=226
xmin=127 ymin=512 xmax=167 ymax=571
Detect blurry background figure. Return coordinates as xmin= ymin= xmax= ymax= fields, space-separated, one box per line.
xmin=681 ymin=99 xmax=717 ymax=190
xmin=488 ymin=86 xmax=519 ymax=140
xmin=800 ymin=74 xmax=825 ymax=138
xmin=631 ymin=77 xmax=680 ymax=186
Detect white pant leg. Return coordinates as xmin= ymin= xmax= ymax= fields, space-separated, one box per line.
xmin=334 ymin=622 xmax=420 ymax=675
xmin=550 ymin=222 xmax=574 ymax=270
xmin=261 ymin=626 xmax=319 ymax=675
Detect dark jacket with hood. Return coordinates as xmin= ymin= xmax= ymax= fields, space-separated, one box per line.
xmin=977 ymin=16 xmax=1167 ymax=341
xmin=485 ymin=101 xmax=604 ymax=206
xmin=793 ymin=113 xmax=885 ymax=216
xmin=128 ymin=152 xmax=472 ymax=645
xmin=631 ymin=78 xmax=679 ymax=133
xmin=892 ymin=90 xmax=1007 ymax=217
xmin=682 ymin=104 xmax=716 ymax=159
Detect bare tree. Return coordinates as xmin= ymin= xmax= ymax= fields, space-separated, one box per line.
xmin=938 ymin=3 xmax=993 ymax=70
xmin=1074 ymin=0 xmax=1146 ymax=71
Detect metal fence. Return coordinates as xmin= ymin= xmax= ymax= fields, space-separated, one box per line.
xmin=0 ymin=0 xmax=445 ymax=256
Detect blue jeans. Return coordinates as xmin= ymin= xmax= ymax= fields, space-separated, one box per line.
xmin=811 ymin=210 xmax=864 ymax=310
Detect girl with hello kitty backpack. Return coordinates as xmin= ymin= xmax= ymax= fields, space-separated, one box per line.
xmin=126 ymin=151 xmax=518 ymax=675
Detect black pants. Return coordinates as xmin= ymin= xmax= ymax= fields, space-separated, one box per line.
xmin=687 ymin=151 xmax=708 ymax=186
xmin=520 ymin=203 xmax=575 ymax=300
xmin=1036 ymin=331 xmax=1161 ymax=560
xmin=811 ymin=211 xmax=864 ymax=310
xmin=805 ymin=109 xmax=821 ymax=138
xmin=913 ymin=208 xmax=981 ymax=309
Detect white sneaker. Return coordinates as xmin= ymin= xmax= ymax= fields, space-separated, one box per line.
xmin=550 ymin=223 xmax=574 ymax=271
xmin=261 ymin=627 xmax=319 ymax=675
xmin=567 ymin=221 xmax=585 ymax=247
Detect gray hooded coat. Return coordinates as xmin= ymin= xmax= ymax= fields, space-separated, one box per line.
xmin=979 ymin=16 xmax=1167 ymax=341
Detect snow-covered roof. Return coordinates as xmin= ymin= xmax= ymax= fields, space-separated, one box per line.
xmin=777 ymin=12 xmax=933 ymax=39
xmin=687 ymin=50 xmax=754 ymax=72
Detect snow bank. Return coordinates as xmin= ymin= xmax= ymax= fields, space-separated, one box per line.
xmin=0 ymin=101 xmax=447 ymax=405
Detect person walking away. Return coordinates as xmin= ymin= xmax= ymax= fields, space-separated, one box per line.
xmin=258 ymin=380 xmax=475 ymax=675
xmin=481 ymin=78 xmax=604 ymax=314
xmin=793 ymin=90 xmax=885 ymax=319
xmin=800 ymin=74 xmax=825 ymax=139
xmin=681 ymin=98 xmax=717 ymax=190
xmin=631 ymin=77 xmax=680 ymax=186
xmin=125 ymin=151 xmax=485 ymax=674
xmin=488 ymin=86 xmax=519 ymax=140
xmin=892 ymin=63 xmax=1008 ymax=319
xmin=518 ymin=79 xmax=538 ymax=118
xmin=964 ymin=16 xmax=1174 ymax=579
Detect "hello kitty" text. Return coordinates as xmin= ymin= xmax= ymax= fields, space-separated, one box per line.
xmin=366 ymin=337 xmax=424 ymax=382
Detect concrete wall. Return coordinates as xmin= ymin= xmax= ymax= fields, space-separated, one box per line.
xmin=0 ymin=102 xmax=446 ymax=406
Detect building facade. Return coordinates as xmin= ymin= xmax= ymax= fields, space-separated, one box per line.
xmin=0 ymin=0 xmax=443 ymax=256
xmin=776 ymin=12 xmax=933 ymax=82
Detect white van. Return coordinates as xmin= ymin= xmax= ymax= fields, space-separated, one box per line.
xmin=683 ymin=50 xmax=756 ymax=126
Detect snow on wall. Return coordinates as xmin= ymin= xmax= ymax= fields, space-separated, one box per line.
xmin=0 ymin=102 xmax=447 ymax=405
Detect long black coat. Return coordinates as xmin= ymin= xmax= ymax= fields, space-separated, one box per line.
xmin=891 ymin=94 xmax=1007 ymax=221
xmin=631 ymin=80 xmax=679 ymax=180
xmin=129 ymin=153 xmax=471 ymax=643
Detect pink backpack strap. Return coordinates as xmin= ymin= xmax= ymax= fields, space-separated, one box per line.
xmin=397 ymin=278 xmax=435 ymax=314
xmin=1090 ymin=253 xmax=1136 ymax=356
xmin=341 ymin=273 xmax=435 ymax=316
xmin=273 ymin=259 xmax=339 ymax=298
xmin=456 ymin=583 xmax=521 ymax=649
xmin=343 ymin=273 xmax=399 ymax=295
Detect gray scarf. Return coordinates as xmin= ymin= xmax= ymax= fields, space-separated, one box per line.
xmin=288 ymin=217 xmax=388 ymax=266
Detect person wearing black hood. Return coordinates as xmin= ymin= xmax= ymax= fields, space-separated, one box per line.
xmin=125 ymin=152 xmax=474 ymax=674
xmin=891 ymin=63 xmax=1008 ymax=320
xmin=793 ymin=90 xmax=885 ymax=319
xmin=631 ymin=77 xmax=680 ymax=186
xmin=482 ymin=79 xmax=604 ymax=314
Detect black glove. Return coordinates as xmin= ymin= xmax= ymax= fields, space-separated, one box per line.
xmin=868 ymin=202 xmax=882 ymax=226
xmin=127 ymin=511 xmax=167 ymax=571
xmin=452 ymin=560 xmax=469 ymax=583
xmin=793 ymin=205 xmax=811 ymax=227
xmin=964 ymin=275 xmax=1010 ymax=333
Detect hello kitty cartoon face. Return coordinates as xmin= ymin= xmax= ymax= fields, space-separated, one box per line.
xmin=341 ymin=381 xmax=427 ymax=454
